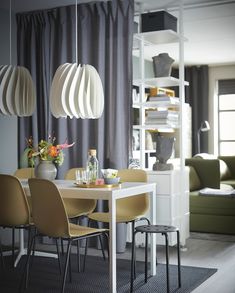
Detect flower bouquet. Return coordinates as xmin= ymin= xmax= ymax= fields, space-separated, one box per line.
xmin=22 ymin=135 xmax=75 ymax=167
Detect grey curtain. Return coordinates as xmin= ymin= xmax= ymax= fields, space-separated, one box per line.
xmin=16 ymin=0 xmax=134 ymax=178
xmin=185 ymin=66 xmax=209 ymax=155
xmin=172 ymin=65 xmax=209 ymax=155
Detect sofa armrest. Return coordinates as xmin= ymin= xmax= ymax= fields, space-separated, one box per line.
xmin=185 ymin=158 xmax=220 ymax=189
xmin=219 ymin=156 xmax=235 ymax=179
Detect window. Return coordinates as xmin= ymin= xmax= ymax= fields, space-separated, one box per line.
xmin=218 ymin=79 xmax=235 ymax=155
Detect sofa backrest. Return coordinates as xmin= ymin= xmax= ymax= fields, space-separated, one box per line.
xmin=185 ymin=158 xmax=220 ymax=190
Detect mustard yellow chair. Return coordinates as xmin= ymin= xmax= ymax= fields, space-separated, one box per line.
xmin=64 ymin=168 xmax=97 ymax=220
xmin=88 ymin=169 xmax=150 ymax=250
xmin=0 ymin=174 xmax=32 ymax=267
xmin=23 ymin=178 xmax=108 ymax=293
xmin=14 ymin=168 xmax=35 ymax=179
xmin=14 ymin=168 xmax=35 ymax=213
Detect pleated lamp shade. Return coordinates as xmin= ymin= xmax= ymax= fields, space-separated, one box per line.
xmin=50 ymin=63 xmax=104 ymax=119
xmin=0 ymin=65 xmax=36 ymax=116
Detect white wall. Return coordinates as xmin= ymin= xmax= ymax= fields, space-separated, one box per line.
xmin=0 ymin=8 xmax=18 ymax=175
xmin=208 ymin=64 xmax=235 ymax=155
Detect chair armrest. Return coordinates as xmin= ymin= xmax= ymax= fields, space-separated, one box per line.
xmin=185 ymin=158 xmax=220 ymax=189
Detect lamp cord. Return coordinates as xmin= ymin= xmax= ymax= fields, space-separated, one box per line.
xmin=9 ymin=0 xmax=12 ymax=65
xmin=75 ymin=0 xmax=78 ymax=65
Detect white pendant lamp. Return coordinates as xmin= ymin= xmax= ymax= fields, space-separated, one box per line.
xmin=0 ymin=0 xmax=36 ymax=117
xmin=49 ymin=0 xmax=104 ymax=119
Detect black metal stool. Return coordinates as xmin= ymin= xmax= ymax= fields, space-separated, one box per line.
xmin=130 ymin=225 xmax=181 ymax=293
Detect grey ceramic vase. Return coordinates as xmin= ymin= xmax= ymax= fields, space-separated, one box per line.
xmin=152 ymin=53 xmax=175 ymax=77
xmin=35 ymin=160 xmax=57 ymax=180
xmin=153 ymin=135 xmax=175 ymax=171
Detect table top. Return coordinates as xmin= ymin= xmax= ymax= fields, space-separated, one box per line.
xmin=22 ymin=179 xmax=156 ymax=200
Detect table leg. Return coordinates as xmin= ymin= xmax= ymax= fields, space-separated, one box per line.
xmin=109 ymin=196 xmax=117 ymax=293
xmin=14 ymin=230 xmax=58 ymax=267
xmin=150 ymin=189 xmax=156 ymax=276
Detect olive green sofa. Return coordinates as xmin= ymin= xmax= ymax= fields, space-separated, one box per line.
xmin=186 ymin=156 xmax=235 ymax=234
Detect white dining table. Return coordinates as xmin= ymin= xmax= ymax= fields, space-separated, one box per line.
xmin=20 ymin=179 xmax=156 ymax=293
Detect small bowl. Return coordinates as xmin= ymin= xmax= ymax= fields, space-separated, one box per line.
xmin=104 ymin=177 xmax=120 ymax=185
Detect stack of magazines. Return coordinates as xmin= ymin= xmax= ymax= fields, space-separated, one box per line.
xmin=145 ymin=109 xmax=178 ymax=125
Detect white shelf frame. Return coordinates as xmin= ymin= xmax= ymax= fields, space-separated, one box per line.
xmin=133 ymin=0 xmax=187 ymax=170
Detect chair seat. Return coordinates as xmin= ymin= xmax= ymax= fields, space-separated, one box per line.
xmin=88 ymin=212 xmax=144 ymax=223
xmin=135 ymin=225 xmax=178 ymax=234
xmin=68 ymin=223 xmax=107 ymax=238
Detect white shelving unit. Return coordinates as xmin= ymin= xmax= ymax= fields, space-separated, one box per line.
xmin=132 ymin=1 xmax=190 ymax=246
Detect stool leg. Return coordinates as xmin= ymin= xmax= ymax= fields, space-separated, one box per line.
xmin=164 ymin=233 xmax=170 ymax=293
xmin=131 ymin=221 xmax=136 ymax=279
xmin=130 ymin=231 xmax=137 ymax=293
xmin=145 ymin=232 xmax=148 ymax=283
xmin=177 ymin=230 xmax=181 ymax=288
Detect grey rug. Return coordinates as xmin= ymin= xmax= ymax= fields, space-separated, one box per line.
xmin=0 ymin=255 xmax=217 ymax=293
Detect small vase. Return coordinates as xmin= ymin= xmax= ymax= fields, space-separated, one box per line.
xmin=35 ymin=160 xmax=57 ymax=180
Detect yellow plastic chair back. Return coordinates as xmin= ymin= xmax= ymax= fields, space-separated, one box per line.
xmin=0 ymin=174 xmax=30 ymax=226
xmin=14 ymin=168 xmax=35 ymax=179
xmin=28 ymin=178 xmax=70 ymax=238
xmin=117 ymin=169 xmax=149 ymax=218
xmin=64 ymin=168 xmax=97 ymax=218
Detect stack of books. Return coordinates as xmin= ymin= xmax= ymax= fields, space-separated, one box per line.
xmin=145 ymin=109 xmax=179 ymax=125
xmin=148 ymin=95 xmax=178 ymax=103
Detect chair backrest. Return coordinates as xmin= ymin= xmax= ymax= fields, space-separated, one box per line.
xmin=0 ymin=174 xmax=30 ymax=226
xmin=117 ymin=169 xmax=149 ymax=216
xmin=64 ymin=168 xmax=97 ymax=216
xmin=28 ymin=178 xmax=70 ymax=237
xmin=64 ymin=167 xmax=85 ymax=180
xmin=14 ymin=168 xmax=35 ymax=179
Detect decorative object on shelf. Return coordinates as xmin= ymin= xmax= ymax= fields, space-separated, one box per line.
xmin=0 ymin=0 xmax=36 ymax=117
xmin=197 ymin=120 xmax=210 ymax=153
xmin=149 ymin=87 xmax=175 ymax=98
xmin=145 ymin=131 xmax=154 ymax=150
xmin=153 ymin=134 xmax=175 ymax=171
xmin=141 ymin=11 xmax=177 ymax=33
xmin=49 ymin=0 xmax=104 ymax=119
xmin=22 ymin=136 xmax=75 ymax=179
xmin=128 ymin=158 xmax=140 ymax=169
xmin=152 ymin=53 xmax=175 ymax=78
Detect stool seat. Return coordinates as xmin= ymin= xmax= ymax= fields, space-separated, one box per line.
xmin=135 ymin=224 xmax=178 ymax=234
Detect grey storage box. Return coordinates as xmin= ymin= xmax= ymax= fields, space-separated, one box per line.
xmin=141 ymin=11 xmax=177 ymax=33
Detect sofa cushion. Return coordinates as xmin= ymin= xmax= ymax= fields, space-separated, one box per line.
xmin=219 ymin=159 xmax=231 ymax=180
xmin=221 ymin=179 xmax=235 ymax=188
xmin=190 ymin=192 xmax=235 ymax=216
xmin=189 ymin=166 xmax=201 ymax=191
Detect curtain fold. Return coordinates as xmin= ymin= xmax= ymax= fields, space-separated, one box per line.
xmin=16 ymin=0 xmax=134 ymax=178
xmin=185 ymin=65 xmax=209 ymax=155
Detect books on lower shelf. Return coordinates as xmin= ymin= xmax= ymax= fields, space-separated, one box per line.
xmin=145 ymin=109 xmax=179 ymax=125
xmin=148 ymin=95 xmax=179 ymax=102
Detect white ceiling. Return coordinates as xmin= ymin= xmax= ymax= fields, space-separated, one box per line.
xmin=0 ymin=0 xmax=234 ymax=66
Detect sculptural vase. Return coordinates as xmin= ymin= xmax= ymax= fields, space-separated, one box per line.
xmin=153 ymin=135 xmax=175 ymax=171
xmin=35 ymin=160 xmax=57 ymax=180
xmin=152 ymin=53 xmax=175 ymax=77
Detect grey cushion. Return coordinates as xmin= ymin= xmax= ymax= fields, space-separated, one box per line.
xmin=219 ymin=159 xmax=231 ymax=180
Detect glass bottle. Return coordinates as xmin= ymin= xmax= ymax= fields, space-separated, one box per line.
xmin=86 ymin=149 xmax=99 ymax=182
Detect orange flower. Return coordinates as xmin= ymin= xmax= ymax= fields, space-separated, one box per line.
xmin=48 ymin=146 xmax=58 ymax=157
